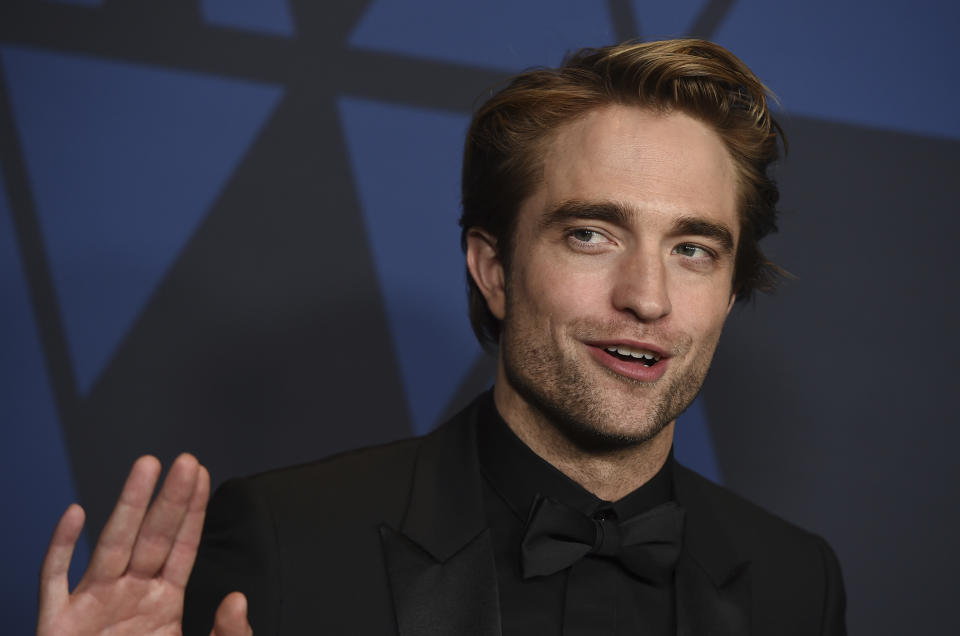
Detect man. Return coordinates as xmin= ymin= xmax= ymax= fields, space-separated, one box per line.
xmin=38 ymin=39 xmax=846 ymax=635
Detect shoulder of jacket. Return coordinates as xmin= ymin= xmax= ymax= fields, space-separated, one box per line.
xmin=206 ymin=434 xmax=425 ymax=527
xmin=252 ymin=434 xmax=424 ymax=485
xmin=675 ymin=462 xmax=829 ymax=552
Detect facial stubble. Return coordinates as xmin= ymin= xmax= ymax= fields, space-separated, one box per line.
xmin=500 ymin=313 xmax=716 ymax=455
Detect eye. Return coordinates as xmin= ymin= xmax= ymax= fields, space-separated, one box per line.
xmin=568 ymin=229 xmax=608 ymax=245
xmin=673 ymin=243 xmax=714 ymax=260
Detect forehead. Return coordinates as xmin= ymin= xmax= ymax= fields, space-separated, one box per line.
xmin=530 ymin=105 xmax=739 ymax=233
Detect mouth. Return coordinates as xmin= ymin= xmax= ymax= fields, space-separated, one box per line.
xmin=585 ymin=340 xmax=670 ymax=382
xmin=601 ymin=344 xmax=662 ymax=367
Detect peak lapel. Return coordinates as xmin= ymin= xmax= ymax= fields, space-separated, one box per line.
xmin=381 ymin=401 xmax=502 ymax=636
xmin=674 ymin=463 xmax=752 ymax=636
xmin=381 ymin=526 xmax=500 ymax=636
xmin=675 ymin=552 xmax=751 ymax=636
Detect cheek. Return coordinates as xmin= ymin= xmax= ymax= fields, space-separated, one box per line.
xmin=686 ymin=303 xmax=731 ymax=349
xmin=671 ymin=284 xmax=733 ymax=336
xmin=508 ymin=260 xmax=603 ymax=332
xmin=531 ymin=264 xmax=604 ymax=313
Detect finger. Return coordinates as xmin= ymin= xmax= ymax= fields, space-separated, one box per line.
xmin=127 ymin=453 xmax=200 ymax=577
xmin=211 ymin=591 xmax=253 ymax=636
xmin=38 ymin=503 xmax=85 ymax=617
xmin=162 ymin=463 xmax=210 ymax=588
xmin=86 ymin=455 xmax=162 ymax=582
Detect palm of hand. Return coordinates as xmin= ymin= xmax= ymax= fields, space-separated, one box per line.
xmin=39 ymin=574 xmax=186 ymax=635
xmin=37 ymin=454 xmax=248 ymax=636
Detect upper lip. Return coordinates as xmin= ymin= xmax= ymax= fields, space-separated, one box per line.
xmin=585 ymin=339 xmax=670 ymax=359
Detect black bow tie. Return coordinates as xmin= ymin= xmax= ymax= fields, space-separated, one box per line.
xmin=520 ymin=494 xmax=685 ymax=583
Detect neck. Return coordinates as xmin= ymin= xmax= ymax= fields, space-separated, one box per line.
xmin=493 ymin=378 xmax=674 ymax=502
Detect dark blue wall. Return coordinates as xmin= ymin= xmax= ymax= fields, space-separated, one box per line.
xmin=3 ymin=1 xmax=958 ymax=633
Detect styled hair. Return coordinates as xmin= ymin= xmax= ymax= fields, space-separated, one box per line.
xmin=459 ymin=38 xmax=785 ymax=349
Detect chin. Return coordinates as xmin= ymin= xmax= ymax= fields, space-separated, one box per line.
xmin=558 ymin=412 xmax=671 ymax=454
xmin=510 ymin=372 xmax=672 ymax=454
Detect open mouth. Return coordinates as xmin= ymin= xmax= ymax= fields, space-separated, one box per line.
xmin=602 ymin=345 xmax=662 ymax=367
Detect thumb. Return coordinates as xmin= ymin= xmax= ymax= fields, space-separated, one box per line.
xmin=210 ymin=591 xmax=252 ymax=636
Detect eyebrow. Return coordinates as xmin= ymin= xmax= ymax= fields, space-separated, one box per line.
xmin=538 ymin=200 xmax=632 ymax=230
xmin=672 ymin=215 xmax=736 ymax=255
xmin=539 ymin=200 xmax=736 ymax=255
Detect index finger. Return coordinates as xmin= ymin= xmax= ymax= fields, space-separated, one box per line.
xmin=161 ymin=463 xmax=210 ymax=588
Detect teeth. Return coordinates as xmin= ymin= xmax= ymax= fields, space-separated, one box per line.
xmin=605 ymin=345 xmax=661 ymax=361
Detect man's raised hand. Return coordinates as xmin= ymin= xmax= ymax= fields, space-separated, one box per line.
xmin=37 ymin=454 xmax=251 ymax=636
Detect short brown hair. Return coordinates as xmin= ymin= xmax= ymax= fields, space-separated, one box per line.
xmin=459 ymin=38 xmax=785 ymax=349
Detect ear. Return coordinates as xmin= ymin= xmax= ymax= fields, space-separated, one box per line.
xmin=725 ymin=291 xmax=737 ymax=317
xmin=465 ymin=228 xmax=506 ymax=320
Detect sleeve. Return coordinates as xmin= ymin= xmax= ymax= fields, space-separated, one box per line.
xmin=182 ymin=477 xmax=283 ymax=636
xmin=818 ymin=536 xmax=847 ymax=636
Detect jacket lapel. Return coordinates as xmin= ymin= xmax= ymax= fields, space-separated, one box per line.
xmin=674 ymin=463 xmax=752 ymax=636
xmin=380 ymin=401 xmax=502 ymax=636
xmin=379 ymin=407 xmax=752 ymax=636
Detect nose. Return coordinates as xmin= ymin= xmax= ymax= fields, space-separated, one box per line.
xmin=610 ymin=248 xmax=671 ymax=321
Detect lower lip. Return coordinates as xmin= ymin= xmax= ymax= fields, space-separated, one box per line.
xmin=587 ymin=346 xmax=669 ymax=382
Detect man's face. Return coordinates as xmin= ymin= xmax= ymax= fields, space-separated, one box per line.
xmin=472 ymin=105 xmax=740 ymax=449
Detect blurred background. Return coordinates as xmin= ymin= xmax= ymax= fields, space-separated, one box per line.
xmin=2 ymin=1 xmax=958 ymax=633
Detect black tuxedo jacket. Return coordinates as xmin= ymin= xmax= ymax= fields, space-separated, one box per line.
xmin=184 ymin=397 xmax=846 ymax=635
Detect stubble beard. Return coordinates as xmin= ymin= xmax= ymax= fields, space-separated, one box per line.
xmin=501 ymin=317 xmax=714 ymax=454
